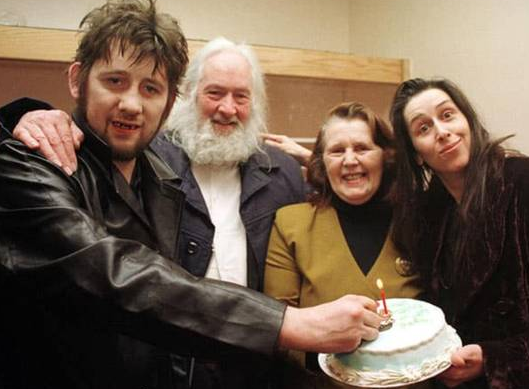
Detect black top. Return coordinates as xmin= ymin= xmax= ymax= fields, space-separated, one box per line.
xmin=331 ymin=188 xmax=392 ymax=275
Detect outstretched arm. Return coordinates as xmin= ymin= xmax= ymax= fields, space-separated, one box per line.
xmin=0 ymin=140 xmax=379 ymax=357
xmin=262 ymin=133 xmax=313 ymax=167
xmin=1 ymin=98 xmax=381 ymax=358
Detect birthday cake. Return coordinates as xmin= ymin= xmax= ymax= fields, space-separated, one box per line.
xmin=321 ymin=298 xmax=461 ymax=387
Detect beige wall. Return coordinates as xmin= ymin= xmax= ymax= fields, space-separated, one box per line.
xmin=2 ymin=0 xmax=527 ymax=151
xmin=0 ymin=0 xmax=351 ymax=52
xmin=347 ymin=0 xmax=529 ymax=152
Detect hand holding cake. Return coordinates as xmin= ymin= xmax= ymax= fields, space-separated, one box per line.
xmin=438 ymin=344 xmax=484 ymax=388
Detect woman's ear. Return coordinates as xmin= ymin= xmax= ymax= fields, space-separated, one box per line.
xmin=415 ymin=154 xmax=424 ymax=166
xmin=68 ymin=62 xmax=82 ymax=99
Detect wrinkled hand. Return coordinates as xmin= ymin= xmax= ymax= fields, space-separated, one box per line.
xmin=438 ymin=344 xmax=484 ymax=387
xmin=13 ymin=109 xmax=83 ymax=175
xmin=278 ymin=295 xmax=382 ymax=353
xmin=261 ymin=133 xmax=312 ymax=166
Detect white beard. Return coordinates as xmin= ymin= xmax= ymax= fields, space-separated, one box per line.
xmin=167 ymin=98 xmax=263 ymax=166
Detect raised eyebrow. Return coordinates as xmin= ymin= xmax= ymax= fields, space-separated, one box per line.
xmin=408 ymin=113 xmax=427 ymax=128
xmin=436 ymin=99 xmax=455 ymax=110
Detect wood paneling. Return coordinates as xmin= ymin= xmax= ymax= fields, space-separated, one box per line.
xmin=0 ymin=25 xmax=408 ymax=144
xmin=267 ymin=76 xmax=398 ymax=144
xmin=0 ymin=25 xmax=408 ymax=83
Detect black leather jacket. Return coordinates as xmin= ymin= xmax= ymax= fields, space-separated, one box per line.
xmin=0 ymin=99 xmax=285 ymax=389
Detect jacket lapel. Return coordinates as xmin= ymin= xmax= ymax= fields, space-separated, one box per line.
xmin=111 ymin=167 xmax=151 ymax=228
xmin=141 ymin=150 xmax=184 ymax=260
xmin=178 ymin=168 xmax=210 ymax=217
xmin=153 ymin=139 xmax=210 ymax=217
xmin=239 ymin=152 xmax=277 ymax=205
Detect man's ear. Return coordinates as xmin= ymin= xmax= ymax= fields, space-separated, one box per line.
xmin=68 ymin=62 xmax=82 ymax=99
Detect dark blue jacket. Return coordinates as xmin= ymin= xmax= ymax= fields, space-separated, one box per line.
xmin=151 ymin=135 xmax=306 ymax=291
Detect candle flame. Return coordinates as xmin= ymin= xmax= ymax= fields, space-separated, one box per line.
xmin=376 ymin=278 xmax=384 ymax=289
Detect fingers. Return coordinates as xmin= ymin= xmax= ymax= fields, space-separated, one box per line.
xmin=29 ymin=123 xmax=64 ymax=169
xmin=13 ymin=119 xmax=64 ymax=169
xmin=343 ymin=294 xmax=379 ymax=311
xmin=437 ymin=345 xmax=484 ymax=387
xmin=54 ymin=116 xmax=78 ymax=172
xmin=72 ymin=122 xmax=84 ymax=150
xmin=37 ymin=120 xmax=75 ymax=174
xmin=363 ymin=309 xmax=383 ymax=328
xmin=262 ymin=135 xmax=286 ymax=149
xmin=261 ymin=133 xmax=285 ymax=143
xmin=450 ymin=350 xmax=466 ymax=367
xmin=12 ymin=109 xmax=79 ymax=175
xmin=12 ymin=126 xmax=39 ymax=149
xmin=438 ymin=365 xmax=465 ymax=387
xmin=361 ymin=323 xmax=380 ymax=342
xmin=280 ymin=295 xmax=384 ymax=354
xmin=340 ymin=295 xmax=381 ymax=342
xmin=458 ymin=344 xmax=483 ymax=361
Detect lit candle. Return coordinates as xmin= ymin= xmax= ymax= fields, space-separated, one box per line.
xmin=376 ymin=278 xmax=388 ymax=315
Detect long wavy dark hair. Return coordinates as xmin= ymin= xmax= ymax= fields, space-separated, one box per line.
xmin=307 ymin=101 xmax=395 ymax=207
xmin=390 ymin=78 xmax=510 ymax=271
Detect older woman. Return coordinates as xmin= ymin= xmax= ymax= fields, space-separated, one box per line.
xmin=264 ymin=102 xmax=425 ymax=389
xmin=390 ymin=78 xmax=529 ymax=389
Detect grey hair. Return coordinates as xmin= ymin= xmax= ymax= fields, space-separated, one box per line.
xmin=166 ymin=36 xmax=267 ymax=143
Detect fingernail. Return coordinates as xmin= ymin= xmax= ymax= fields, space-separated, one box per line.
xmin=29 ymin=140 xmax=39 ymax=148
xmin=65 ymin=166 xmax=73 ymax=176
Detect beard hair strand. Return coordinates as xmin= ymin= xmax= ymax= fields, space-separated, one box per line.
xmin=166 ymin=98 xmax=263 ymax=166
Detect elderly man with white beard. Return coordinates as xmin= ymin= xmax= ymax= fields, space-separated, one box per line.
xmin=149 ymin=37 xmax=305 ymax=388
xmin=155 ymin=37 xmax=305 ymax=292
xmin=10 ymin=37 xmax=306 ymax=388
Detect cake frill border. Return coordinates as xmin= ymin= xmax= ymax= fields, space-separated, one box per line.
xmin=323 ymin=325 xmax=462 ymax=387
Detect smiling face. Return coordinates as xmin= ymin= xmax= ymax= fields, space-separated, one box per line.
xmin=323 ymin=118 xmax=384 ymax=205
xmin=69 ymin=43 xmax=173 ymax=162
xmin=404 ymin=88 xmax=471 ymax=184
xmin=196 ymin=50 xmax=252 ymax=136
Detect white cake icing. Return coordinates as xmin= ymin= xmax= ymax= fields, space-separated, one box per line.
xmin=324 ymin=298 xmax=462 ymax=387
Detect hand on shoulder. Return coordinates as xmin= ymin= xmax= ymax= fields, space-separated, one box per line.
xmin=13 ymin=109 xmax=83 ymax=175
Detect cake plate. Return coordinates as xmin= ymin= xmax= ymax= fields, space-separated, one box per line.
xmin=318 ymin=325 xmax=462 ymax=388
xmin=318 ymin=353 xmax=451 ymax=388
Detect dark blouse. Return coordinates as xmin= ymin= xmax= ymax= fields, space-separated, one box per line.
xmin=331 ymin=190 xmax=392 ymax=275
